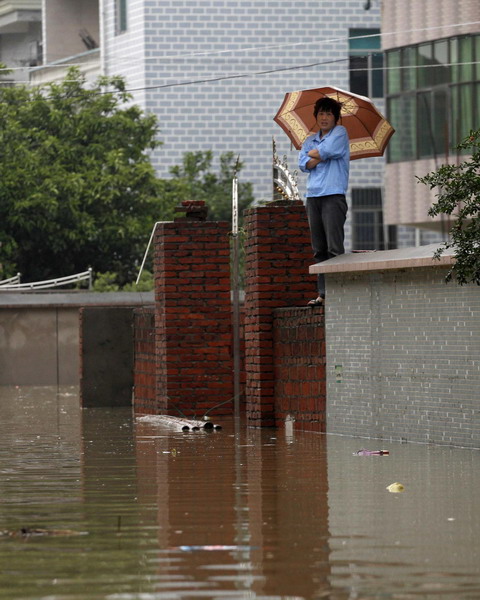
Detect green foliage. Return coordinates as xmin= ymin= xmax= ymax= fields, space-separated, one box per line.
xmin=0 ymin=67 xmax=167 ymax=285
xmin=122 ymin=269 xmax=154 ymax=291
xmin=0 ymin=67 xmax=256 ymax=286
xmin=169 ymin=151 xmax=254 ymax=223
xmin=91 ymin=271 xmax=120 ymax=292
xmin=418 ymin=129 xmax=480 ymax=285
xmin=92 ymin=269 xmax=154 ymax=292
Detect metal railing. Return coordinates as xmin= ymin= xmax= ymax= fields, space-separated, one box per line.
xmin=0 ymin=268 xmax=92 ymax=291
xmin=0 ymin=273 xmax=21 ymax=287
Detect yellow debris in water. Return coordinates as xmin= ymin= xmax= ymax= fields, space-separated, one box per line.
xmin=386 ymin=482 xmax=405 ymax=493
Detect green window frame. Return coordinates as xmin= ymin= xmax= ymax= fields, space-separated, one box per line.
xmin=116 ymin=0 xmax=127 ymax=35
xmin=349 ymin=28 xmax=384 ymax=98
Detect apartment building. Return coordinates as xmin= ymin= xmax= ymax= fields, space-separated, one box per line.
xmin=0 ymin=0 xmax=41 ymax=82
xmin=2 ymin=0 xmax=393 ymax=251
xmin=382 ymin=0 xmax=480 ymax=243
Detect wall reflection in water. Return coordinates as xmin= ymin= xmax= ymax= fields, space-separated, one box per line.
xmin=1 ymin=386 xmax=480 ymax=600
xmin=135 ymin=418 xmax=331 ymax=598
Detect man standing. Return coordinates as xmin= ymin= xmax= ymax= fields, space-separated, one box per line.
xmin=298 ymin=97 xmax=350 ymax=306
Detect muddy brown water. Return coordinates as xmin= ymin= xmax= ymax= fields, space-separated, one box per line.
xmin=1 ymin=385 xmax=479 ymax=599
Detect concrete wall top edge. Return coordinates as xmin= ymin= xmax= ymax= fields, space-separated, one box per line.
xmin=0 ymin=291 xmax=155 ymax=308
xmin=309 ymin=243 xmax=455 ymax=275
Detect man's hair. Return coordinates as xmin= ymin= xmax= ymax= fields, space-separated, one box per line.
xmin=313 ymin=97 xmax=342 ymax=122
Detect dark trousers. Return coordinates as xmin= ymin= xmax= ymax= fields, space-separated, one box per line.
xmin=306 ymin=194 xmax=347 ymax=297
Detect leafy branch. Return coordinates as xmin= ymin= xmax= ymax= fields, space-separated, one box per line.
xmin=418 ymin=129 xmax=480 ymax=285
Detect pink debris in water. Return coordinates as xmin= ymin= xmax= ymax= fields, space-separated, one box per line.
xmin=354 ymin=449 xmax=390 ymax=456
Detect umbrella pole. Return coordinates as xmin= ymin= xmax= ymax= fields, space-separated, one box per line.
xmin=231 ymin=175 xmax=241 ymax=434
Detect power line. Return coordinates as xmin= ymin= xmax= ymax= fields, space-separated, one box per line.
xmin=2 ymin=18 xmax=479 ymax=72
xmin=0 ymin=20 xmax=478 ymax=96
xmin=2 ymin=57 xmax=477 ymax=94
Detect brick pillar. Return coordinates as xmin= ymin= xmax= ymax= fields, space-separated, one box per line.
xmin=133 ymin=306 xmax=156 ymax=414
xmin=244 ymin=200 xmax=314 ymax=427
xmin=153 ymin=220 xmax=233 ymax=418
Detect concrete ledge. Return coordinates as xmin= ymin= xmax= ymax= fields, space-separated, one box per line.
xmin=309 ymin=243 xmax=455 ymax=275
xmin=0 ymin=291 xmax=154 ymax=308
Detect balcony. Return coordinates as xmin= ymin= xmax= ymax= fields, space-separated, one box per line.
xmin=29 ymin=47 xmax=101 ymax=86
xmin=0 ymin=1 xmax=41 ymax=34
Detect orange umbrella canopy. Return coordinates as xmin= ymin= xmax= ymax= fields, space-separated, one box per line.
xmin=273 ymin=86 xmax=395 ymax=160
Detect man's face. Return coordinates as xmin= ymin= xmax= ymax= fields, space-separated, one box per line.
xmin=316 ymin=110 xmax=336 ymax=134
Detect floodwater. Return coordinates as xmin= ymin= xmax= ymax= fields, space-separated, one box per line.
xmin=1 ymin=387 xmax=480 ymax=600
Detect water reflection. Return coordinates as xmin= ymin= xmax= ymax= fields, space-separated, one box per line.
xmin=0 ymin=386 xmax=480 ymax=599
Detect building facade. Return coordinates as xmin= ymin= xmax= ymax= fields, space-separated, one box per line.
xmin=101 ymin=0 xmax=387 ymax=251
xmin=3 ymin=0 xmax=397 ymax=252
xmin=0 ymin=0 xmax=41 ymax=83
xmin=381 ymin=0 xmax=480 ymax=242
xmin=5 ymin=1 xmax=476 ymax=250
xmin=5 ymin=1 xmax=476 ymax=251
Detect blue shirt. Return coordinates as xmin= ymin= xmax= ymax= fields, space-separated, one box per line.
xmin=298 ymin=125 xmax=350 ymax=198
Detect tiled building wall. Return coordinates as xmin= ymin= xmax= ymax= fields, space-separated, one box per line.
xmin=382 ymin=0 xmax=479 ymax=49
xmin=103 ymin=0 xmax=384 ymax=250
xmin=103 ymin=0 xmax=147 ymax=105
xmin=325 ymin=267 xmax=480 ymax=447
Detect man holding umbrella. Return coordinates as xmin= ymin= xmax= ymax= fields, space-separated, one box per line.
xmin=298 ymin=97 xmax=349 ymax=306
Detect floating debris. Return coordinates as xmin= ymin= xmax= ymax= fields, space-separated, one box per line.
xmin=176 ymin=545 xmax=258 ymax=552
xmin=354 ymin=449 xmax=390 ymax=456
xmin=0 ymin=527 xmax=87 ymax=538
xmin=137 ymin=414 xmax=222 ymax=432
xmin=386 ymin=482 xmax=405 ymax=493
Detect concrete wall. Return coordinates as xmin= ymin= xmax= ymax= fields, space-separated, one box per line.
xmin=0 ymin=291 xmax=153 ymax=387
xmin=0 ymin=306 xmax=79 ymax=385
xmin=43 ymin=0 xmax=99 ymax=62
xmin=79 ymin=306 xmax=136 ymax=407
xmin=382 ymin=0 xmax=479 ymax=50
xmin=313 ymin=245 xmax=480 ymax=448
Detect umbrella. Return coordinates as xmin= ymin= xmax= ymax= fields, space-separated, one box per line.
xmin=273 ymin=86 xmax=395 ymax=160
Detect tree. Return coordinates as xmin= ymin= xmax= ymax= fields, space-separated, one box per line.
xmin=418 ymin=129 xmax=480 ymax=285
xmin=169 ymin=151 xmax=254 ymax=223
xmin=0 ymin=68 xmax=256 ymax=288
xmin=0 ymin=67 xmax=168 ymax=285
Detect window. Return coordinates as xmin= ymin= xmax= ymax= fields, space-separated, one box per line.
xmin=351 ymin=188 xmax=396 ymax=251
xmin=349 ymin=28 xmax=384 ymax=98
xmin=386 ymin=33 xmax=480 ymax=162
xmin=387 ymin=95 xmax=416 ymax=162
xmin=116 ymin=0 xmax=127 ymax=34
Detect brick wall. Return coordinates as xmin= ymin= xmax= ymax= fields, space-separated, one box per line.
xmin=244 ymin=200 xmax=315 ymax=426
xmin=151 ymin=220 xmax=234 ymax=418
xmin=131 ymin=204 xmax=328 ymax=427
xmin=133 ymin=306 xmax=156 ymax=413
xmin=325 ymin=265 xmax=480 ymax=448
xmin=273 ymin=307 xmax=326 ymax=432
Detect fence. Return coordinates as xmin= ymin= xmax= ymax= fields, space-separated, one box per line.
xmin=0 ymin=273 xmax=21 ymax=287
xmin=0 ymin=268 xmax=92 ymax=291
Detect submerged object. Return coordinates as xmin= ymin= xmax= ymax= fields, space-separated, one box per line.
xmin=137 ymin=414 xmax=222 ymax=432
xmin=386 ymin=482 xmax=405 ymax=493
xmin=177 ymin=545 xmax=258 ymax=552
xmin=0 ymin=527 xmax=87 ymax=538
xmin=354 ymin=449 xmax=390 ymax=456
